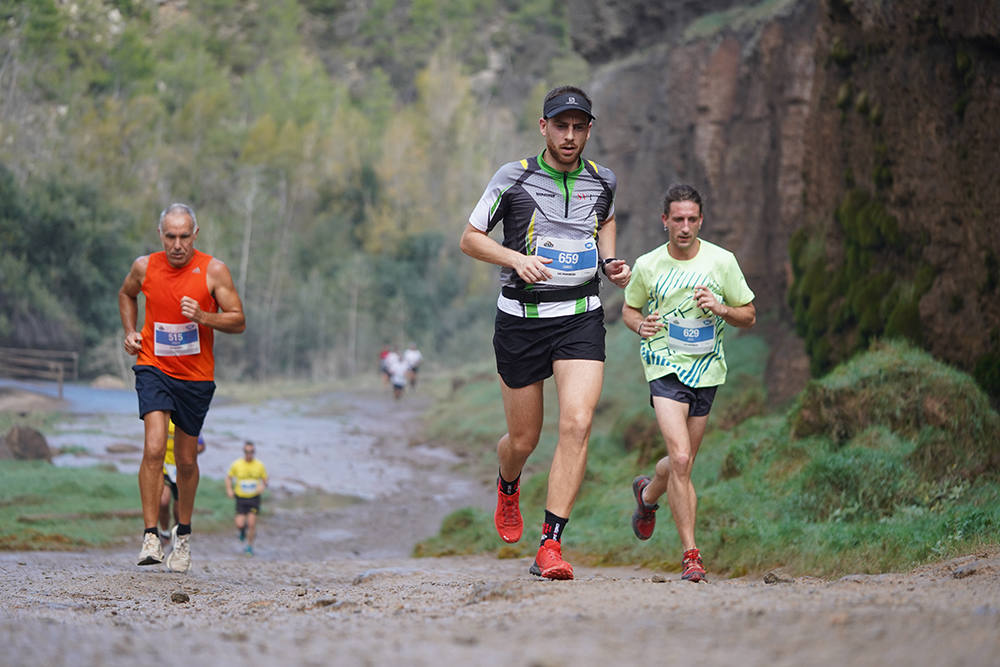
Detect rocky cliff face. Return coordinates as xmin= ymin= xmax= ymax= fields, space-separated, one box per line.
xmin=574 ymin=0 xmax=1000 ymax=401
xmin=800 ymin=0 xmax=1000 ymax=393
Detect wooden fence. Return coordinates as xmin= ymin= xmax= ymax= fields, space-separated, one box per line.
xmin=0 ymin=347 xmax=79 ymax=399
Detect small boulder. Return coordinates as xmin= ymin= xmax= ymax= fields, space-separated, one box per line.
xmin=2 ymin=426 xmax=52 ymax=462
xmin=763 ymin=569 xmax=795 ymax=584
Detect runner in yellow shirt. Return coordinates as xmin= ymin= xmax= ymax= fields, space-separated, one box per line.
xmin=158 ymin=422 xmax=205 ymax=547
xmin=225 ymin=441 xmax=268 ymax=556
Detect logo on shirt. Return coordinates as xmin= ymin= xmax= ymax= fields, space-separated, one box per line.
xmin=192 ymin=267 xmax=201 ymax=274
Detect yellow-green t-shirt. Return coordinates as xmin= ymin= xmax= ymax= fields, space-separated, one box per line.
xmin=228 ymin=458 xmax=268 ymax=498
xmin=624 ymin=239 xmax=755 ymax=387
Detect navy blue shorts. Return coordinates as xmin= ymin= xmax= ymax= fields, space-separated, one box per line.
xmin=133 ymin=365 xmax=215 ymax=437
xmin=493 ymin=308 xmax=606 ymax=388
xmin=649 ymin=374 xmax=718 ymax=417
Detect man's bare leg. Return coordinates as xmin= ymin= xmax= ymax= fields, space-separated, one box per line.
xmin=546 ymin=359 xmax=604 ymax=517
xmin=497 ymin=378 xmax=544 ymax=483
xmin=645 ymin=397 xmax=709 ymax=549
xmin=172 ymin=428 xmax=201 ymax=526
xmin=246 ymin=511 xmax=258 ymax=546
xmin=139 ymin=411 xmax=170 ymax=529
xmin=158 ymin=485 xmax=172 ymax=534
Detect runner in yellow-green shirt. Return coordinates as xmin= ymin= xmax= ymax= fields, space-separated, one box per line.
xmin=622 ymin=183 xmax=756 ymax=583
xmin=225 ymin=441 xmax=268 ymax=556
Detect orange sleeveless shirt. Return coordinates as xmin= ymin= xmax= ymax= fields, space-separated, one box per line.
xmin=136 ymin=250 xmax=218 ymax=381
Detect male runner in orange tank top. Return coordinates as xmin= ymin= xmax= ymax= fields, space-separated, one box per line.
xmin=118 ymin=203 xmax=246 ymax=572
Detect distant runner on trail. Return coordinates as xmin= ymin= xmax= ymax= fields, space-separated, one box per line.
xmin=379 ymin=344 xmax=393 ymax=385
xmin=386 ymin=352 xmax=410 ymax=400
xmin=159 ymin=421 xmax=205 ymax=547
xmin=226 ymin=441 xmax=268 ymax=556
xmin=460 ymin=85 xmax=631 ymax=580
xmin=119 ymin=203 xmax=246 ymax=573
xmin=382 ymin=345 xmax=400 ymax=388
xmin=622 ymin=184 xmax=756 ymax=583
xmin=402 ymin=342 xmax=423 ymax=388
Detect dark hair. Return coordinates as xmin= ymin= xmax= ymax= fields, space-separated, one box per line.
xmin=663 ymin=184 xmax=703 ymax=216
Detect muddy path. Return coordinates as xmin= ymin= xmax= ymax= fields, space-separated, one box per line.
xmin=1 ymin=384 xmax=999 ymax=666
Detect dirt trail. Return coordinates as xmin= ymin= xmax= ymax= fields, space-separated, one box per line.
xmin=1 ymin=387 xmax=999 ymax=666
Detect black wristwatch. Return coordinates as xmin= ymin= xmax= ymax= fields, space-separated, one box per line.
xmin=600 ymin=257 xmax=619 ymax=275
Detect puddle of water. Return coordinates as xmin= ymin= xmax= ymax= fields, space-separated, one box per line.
xmin=0 ymin=378 xmax=135 ymax=414
xmin=19 ymin=382 xmax=450 ymax=502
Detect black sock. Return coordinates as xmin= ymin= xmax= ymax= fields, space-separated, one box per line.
xmin=176 ymin=523 xmax=191 ymax=536
xmin=540 ymin=510 xmax=568 ymax=545
xmin=498 ymin=470 xmax=520 ymax=495
xmin=144 ymin=526 xmax=159 ymax=536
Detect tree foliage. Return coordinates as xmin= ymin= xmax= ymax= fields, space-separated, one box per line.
xmin=0 ymin=164 xmax=136 ymax=349
xmin=0 ymin=1 xmax=574 ymax=378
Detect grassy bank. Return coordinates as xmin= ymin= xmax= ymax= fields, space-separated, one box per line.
xmin=416 ymin=330 xmax=1000 ymax=577
xmin=0 ymin=461 xmax=235 ymax=550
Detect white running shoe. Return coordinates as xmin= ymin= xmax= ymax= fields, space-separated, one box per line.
xmin=165 ymin=526 xmax=191 ymax=573
xmin=137 ymin=532 xmax=164 ymax=566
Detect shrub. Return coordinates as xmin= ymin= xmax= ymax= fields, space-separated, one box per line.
xmin=790 ymin=341 xmax=1000 ymax=481
xmin=795 ymin=439 xmax=917 ymax=520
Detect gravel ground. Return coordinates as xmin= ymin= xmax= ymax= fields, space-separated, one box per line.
xmin=2 ymin=386 xmax=998 ymax=666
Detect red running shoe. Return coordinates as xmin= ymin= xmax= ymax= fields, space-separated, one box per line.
xmin=631 ymin=475 xmax=658 ymax=540
xmin=681 ymin=548 xmax=707 ymax=583
xmin=494 ymin=479 xmax=523 ymax=543
xmin=530 ymin=538 xmax=574 ymax=580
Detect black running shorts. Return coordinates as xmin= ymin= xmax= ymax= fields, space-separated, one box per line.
xmin=133 ymin=365 xmax=216 ymax=437
xmin=235 ymin=496 xmax=261 ymax=515
xmin=649 ymin=373 xmax=718 ymax=417
xmin=163 ymin=474 xmax=179 ymax=501
xmin=493 ymin=308 xmax=606 ymax=389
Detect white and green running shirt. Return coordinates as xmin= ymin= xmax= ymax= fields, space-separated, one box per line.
xmin=624 ymin=239 xmax=755 ymax=387
xmin=468 ymin=151 xmax=616 ymax=318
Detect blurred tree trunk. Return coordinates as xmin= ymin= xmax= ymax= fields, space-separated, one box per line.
xmin=257 ymin=172 xmax=290 ymax=377
xmin=237 ymin=167 xmax=260 ymax=298
xmin=347 ymin=274 xmax=359 ymax=376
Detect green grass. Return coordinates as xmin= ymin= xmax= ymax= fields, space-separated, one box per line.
xmin=417 ymin=334 xmax=1000 ymax=577
xmin=0 ymin=460 xmax=235 ymax=550
xmin=0 ymin=409 xmax=60 ymax=439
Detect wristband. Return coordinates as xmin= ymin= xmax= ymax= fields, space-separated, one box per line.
xmin=600 ymin=257 xmax=619 ymax=275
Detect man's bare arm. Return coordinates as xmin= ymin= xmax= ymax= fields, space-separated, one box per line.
xmin=459 ymin=223 xmax=553 ymax=284
xmin=182 ymin=259 xmax=246 ymax=334
xmin=118 ymin=256 xmax=148 ymax=355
